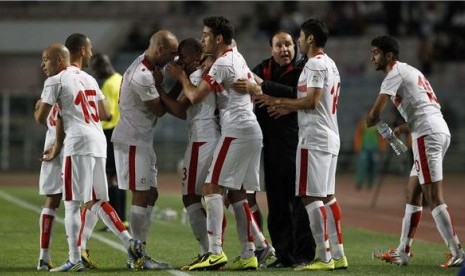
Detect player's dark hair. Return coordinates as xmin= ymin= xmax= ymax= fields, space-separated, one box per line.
xmin=203 ymin=16 xmax=234 ymax=45
xmin=179 ymin=38 xmax=203 ymax=56
xmin=300 ymin=19 xmax=329 ymax=48
xmin=371 ymin=35 xmax=399 ymax=60
xmin=65 ymin=33 xmax=89 ymax=54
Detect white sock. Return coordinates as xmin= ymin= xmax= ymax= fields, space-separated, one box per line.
xmin=142 ymin=205 xmax=154 ymax=243
xmin=232 ymin=200 xmax=255 ymax=259
xmin=79 ymin=208 xmax=98 ymax=251
xmin=397 ymin=204 xmax=422 ymax=254
xmin=325 ymin=198 xmax=345 ymax=259
xmin=204 ymin=194 xmax=224 ymax=255
xmin=39 ymin=208 xmax=56 ymax=262
xmin=90 ymin=201 xmax=131 ymax=246
xmin=64 ymin=201 xmax=81 ymax=264
xmin=432 ymin=204 xmax=462 ymax=256
xmin=186 ymin=202 xmax=208 ymax=255
xmin=305 ymin=201 xmax=331 ymax=262
xmin=129 ymin=205 xmax=147 ymax=241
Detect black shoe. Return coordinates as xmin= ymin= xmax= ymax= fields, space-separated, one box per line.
xmin=268 ymin=259 xmax=292 ymax=268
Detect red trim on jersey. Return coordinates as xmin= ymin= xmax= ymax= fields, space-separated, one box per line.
xmin=211 ymin=137 xmax=236 ymax=185
xmin=298 ymin=84 xmax=307 ymax=93
xmin=319 ymin=205 xmax=329 ymax=242
xmin=142 ymin=56 xmax=154 ymax=71
xmin=221 ymin=48 xmax=233 ymax=56
xmin=243 ymin=202 xmax=254 ymax=242
xmin=417 ymin=136 xmax=431 ymax=183
xmin=77 ymin=208 xmax=87 ymax=247
xmin=70 ymin=63 xmax=80 ymax=68
xmin=203 ymin=74 xmax=225 ymax=92
xmin=40 ymin=214 xmax=54 ymax=248
xmin=101 ymin=201 xmax=126 ymax=232
xmin=187 ymin=142 xmax=206 ymax=195
xmin=129 ymin=146 xmax=136 ymax=191
xmin=298 ymin=148 xmax=308 ymax=196
xmin=221 ymin=212 xmax=227 ymax=243
xmin=407 ymin=210 xmax=422 ymax=239
xmin=64 ymin=156 xmax=72 ymax=201
xmin=328 ymin=201 xmax=343 ymax=243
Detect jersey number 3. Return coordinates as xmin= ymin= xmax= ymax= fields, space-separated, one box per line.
xmin=74 ymin=90 xmax=99 ymax=123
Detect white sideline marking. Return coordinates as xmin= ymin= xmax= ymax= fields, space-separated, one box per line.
xmin=0 ymin=189 xmax=189 ymax=276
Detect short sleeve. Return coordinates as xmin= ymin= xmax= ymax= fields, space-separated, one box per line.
xmin=133 ymin=71 xmax=159 ymax=101
xmin=380 ymin=71 xmax=402 ymax=96
xmin=40 ymin=77 xmax=60 ymax=105
xmin=305 ymin=64 xmax=325 ymax=89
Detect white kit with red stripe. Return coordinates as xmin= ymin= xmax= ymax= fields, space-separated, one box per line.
xmin=40 ymin=65 xmax=106 ymax=158
xmin=379 ymin=61 xmax=450 ymax=139
xmin=112 ymin=54 xmax=160 ymax=148
xmin=203 ymin=48 xmax=262 ymax=140
xmin=297 ymin=52 xmax=340 ymax=155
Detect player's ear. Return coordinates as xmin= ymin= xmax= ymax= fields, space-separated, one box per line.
xmin=386 ymin=52 xmax=394 ymax=61
xmin=215 ymin=34 xmax=223 ymax=45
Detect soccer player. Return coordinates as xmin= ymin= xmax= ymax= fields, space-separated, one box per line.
xmin=35 ymin=46 xmax=66 ymax=271
xmin=90 ymin=53 xmax=128 ymax=232
xmin=256 ymin=19 xmax=348 ymax=271
xmin=111 ymin=30 xmax=178 ymax=270
xmin=367 ymin=35 xmax=464 ymax=267
xmin=34 ymin=42 xmax=144 ymax=272
xmin=63 ymin=33 xmax=100 ymax=269
xmin=156 ymin=38 xmax=220 ymax=270
xmin=167 ymin=16 xmax=263 ymax=271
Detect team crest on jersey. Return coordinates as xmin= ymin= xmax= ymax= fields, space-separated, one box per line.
xmin=311 ymin=75 xmax=319 ymax=84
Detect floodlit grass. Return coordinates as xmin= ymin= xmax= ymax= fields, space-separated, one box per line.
xmin=0 ymin=185 xmax=460 ymax=275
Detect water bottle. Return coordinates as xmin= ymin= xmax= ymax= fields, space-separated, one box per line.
xmin=377 ymin=122 xmax=408 ymax=156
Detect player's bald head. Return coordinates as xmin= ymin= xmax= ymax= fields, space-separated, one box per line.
xmin=149 ymin=30 xmax=178 ymax=49
xmin=47 ymin=43 xmax=70 ymax=62
xmin=147 ymin=30 xmax=179 ymax=67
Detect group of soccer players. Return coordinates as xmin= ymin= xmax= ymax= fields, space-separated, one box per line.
xmin=33 ymin=14 xmax=463 ymax=272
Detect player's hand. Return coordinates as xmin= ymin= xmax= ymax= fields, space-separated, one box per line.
xmin=232 ymin=79 xmax=261 ymax=95
xmin=41 ymin=144 xmax=61 ymax=162
xmin=255 ymin=94 xmax=279 ymax=108
xmin=153 ymin=68 xmax=164 ymax=87
xmin=166 ymin=63 xmax=186 ymax=80
xmin=268 ymin=107 xmax=292 ymax=119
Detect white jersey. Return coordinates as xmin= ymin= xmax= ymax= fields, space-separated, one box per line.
xmin=204 ymin=48 xmax=262 ymax=139
xmin=112 ymin=54 xmax=160 ymax=148
xmin=297 ymin=53 xmax=340 ymax=155
xmin=187 ymin=68 xmax=220 ymax=141
xmin=380 ymin=62 xmax=450 ymax=139
xmin=43 ymin=104 xmax=60 ymax=151
xmin=41 ymin=66 xmax=106 ymax=157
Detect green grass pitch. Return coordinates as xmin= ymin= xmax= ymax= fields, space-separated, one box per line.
xmin=0 ymin=185 xmax=460 ymax=275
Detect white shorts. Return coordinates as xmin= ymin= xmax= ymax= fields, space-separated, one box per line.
xmin=205 ymin=136 xmax=261 ymax=192
xmin=114 ymin=142 xmax=158 ymax=191
xmin=409 ymin=133 xmax=450 ymax=184
xmin=182 ymin=139 xmax=217 ymax=196
xmin=296 ymin=147 xmax=337 ymax=197
xmin=39 ymin=153 xmax=63 ymax=195
xmin=62 ymin=155 xmax=108 ymax=202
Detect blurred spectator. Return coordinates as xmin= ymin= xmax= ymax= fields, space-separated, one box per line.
xmin=326 ymin=2 xmax=365 ymax=36
xmin=279 ymin=1 xmax=304 ymax=37
xmin=383 ymin=1 xmax=402 ymax=36
xmin=353 ymin=112 xmax=386 ymax=190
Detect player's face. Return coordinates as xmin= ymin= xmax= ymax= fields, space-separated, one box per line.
xmin=41 ymin=49 xmax=59 ymax=77
xmin=371 ymin=47 xmax=387 ymax=72
xmin=271 ymin=32 xmax=295 ymax=67
xmin=298 ymin=30 xmax=308 ymax=56
xmin=81 ymin=38 xmax=93 ymax=68
xmin=178 ymin=47 xmax=201 ymax=74
xmin=201 ymin=27 xmax=216 ymax=55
